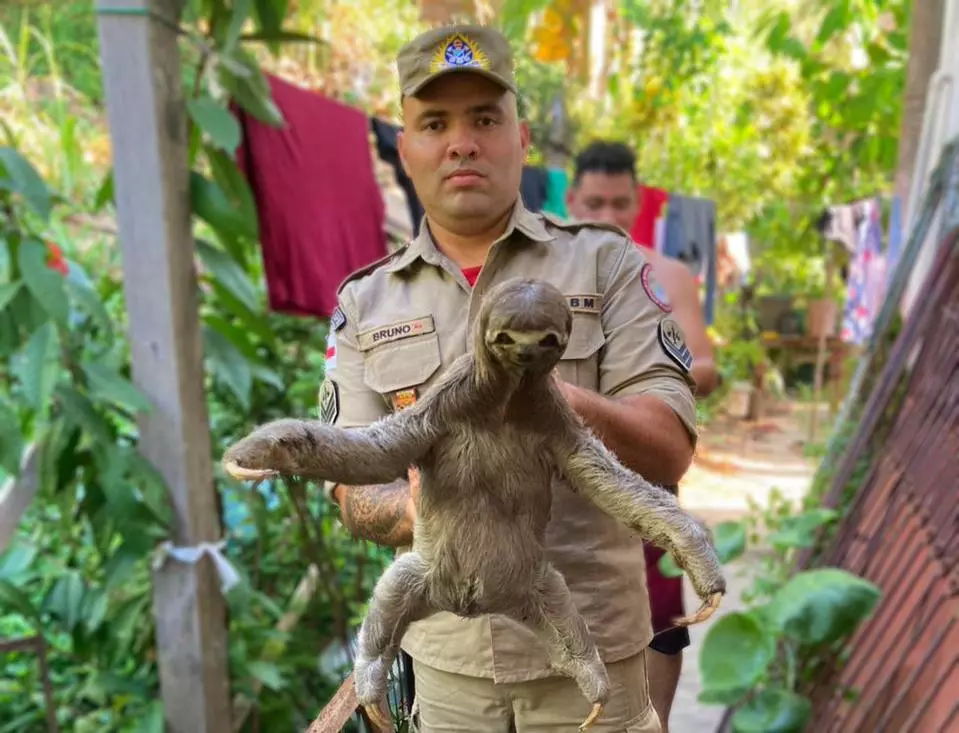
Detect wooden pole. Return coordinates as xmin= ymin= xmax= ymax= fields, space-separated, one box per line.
xmin=808 ymin=243 xmax=836 ymax=444
xmin=94 ymin=1 xmax=232 ymax=731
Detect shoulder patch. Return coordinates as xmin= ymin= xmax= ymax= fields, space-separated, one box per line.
xmin=640 ymin=263 xmax=672 ymax=313
xmin=318 ymin=379 xmax=339 ymax=424
xmin=330 ymin=306 xmax=346 ymax=332
xmin=335 ymin=247 xmax=406 ymax=297
xmin=658 ymin=318 xmax=693 ymax=372
xmin=540 ymin=211 xmax=629 ymax=237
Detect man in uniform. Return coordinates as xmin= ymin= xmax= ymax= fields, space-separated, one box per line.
xmin=321 ymin=24 xmax=699 ymax=732
xmin=566 ymin=139 xmax=720 ymax=732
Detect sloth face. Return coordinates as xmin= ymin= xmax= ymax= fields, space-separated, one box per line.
xmin=482 ymin=278 xmax=571 ymax=373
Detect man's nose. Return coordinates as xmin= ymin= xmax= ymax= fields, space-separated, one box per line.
xmin=447 ymin=130 xmax=480 ymax=160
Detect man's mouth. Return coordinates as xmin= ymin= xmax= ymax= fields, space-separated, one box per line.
xmin=445 ymin=168 xmax=486 ymax=185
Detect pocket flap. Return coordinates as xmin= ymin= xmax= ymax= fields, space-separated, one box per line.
xmin=562 ymin=313 xmax=606 ymax=360
xmin=363 ymin=331 xmax=443 ymax=394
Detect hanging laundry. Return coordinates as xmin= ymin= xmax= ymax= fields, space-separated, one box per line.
xmin=520 ymin=166 xmax=550 ymax=212
xmin=371 ymin=117 xmax=425 ymax=236
xmin=840 ymin=199 xmax=887 ymax=345
xmin=543 ymin=167 xmax=569 ymax=218
xmin=821 ymin=204 xmax=858 ymax=253
xmin=663 ymin=194 xmax=719 ymax=324
xmin=630 ymin=184 xmax=669 ymax=248
xmin=371 ymin=145 xmax=414 ymax=248
xmin=235 ymin=74 xmax=388 ymax=319
xmin=886 ymin=195 xmax=903 ymax=275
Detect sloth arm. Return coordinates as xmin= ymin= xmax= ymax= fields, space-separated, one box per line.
xmin=553 ymin=430 xmax=723 ymax=598
xmin=223 ymin=408 xmax=437 ymax=487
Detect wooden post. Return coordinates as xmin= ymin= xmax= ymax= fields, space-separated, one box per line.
xmin=95 ymin=1 xmax=232 ymax=731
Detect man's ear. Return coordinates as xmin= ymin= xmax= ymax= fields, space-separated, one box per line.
xmin=519 ymin=120 xmax=531 ymax=160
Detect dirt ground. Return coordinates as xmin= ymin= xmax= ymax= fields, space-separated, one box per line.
xmin=668 ymin=399 xmax=822 ymax=733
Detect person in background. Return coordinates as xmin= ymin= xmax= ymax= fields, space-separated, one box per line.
xmin=322 ymin=24 xmax=704 ymax=733
xmin=567 ymin=139 xmax=721 ymax=733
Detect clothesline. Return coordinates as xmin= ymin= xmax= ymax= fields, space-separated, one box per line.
xmin=230 ymin=71 xmax=723 ymax=324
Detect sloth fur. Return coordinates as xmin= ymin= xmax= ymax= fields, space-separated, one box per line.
xmin=222 ymin=277 xmax=726 ymax=730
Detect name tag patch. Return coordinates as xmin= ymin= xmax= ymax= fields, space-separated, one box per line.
xmin=659 ymin=318 xmax=692 ymax=372
xmin=357 ymin=316 xmax=435 ymax=351
xmin=566 ymin=294 xmax=603 ymax=314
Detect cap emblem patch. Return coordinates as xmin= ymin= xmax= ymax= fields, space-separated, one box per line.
xmin=430 ymin=33 xmax=491 ymax=73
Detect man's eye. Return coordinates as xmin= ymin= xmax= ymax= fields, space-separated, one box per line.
xmin=425 ymin=120 xmax=444 ymax=131
xmin=477 ymin=116 xmax=498 ymax=127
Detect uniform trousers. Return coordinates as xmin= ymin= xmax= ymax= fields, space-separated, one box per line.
xmin=408 ymin=649 xmax=662 ymax=732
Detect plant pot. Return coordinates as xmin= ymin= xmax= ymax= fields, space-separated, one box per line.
xmin=806 ymin=298 xmax=838 ymax=338
xmin=756 ymin=295 xmax=794 ymax=333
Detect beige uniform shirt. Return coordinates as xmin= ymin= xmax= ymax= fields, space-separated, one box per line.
xmin=321 ymin=200 xmax=698 ymax=684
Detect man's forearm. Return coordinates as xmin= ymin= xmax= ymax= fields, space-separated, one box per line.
xmin=565 ymin=387 xmax=694 ymax=485
xmin=332 ymin=480 xmax=413 ymax=547
xmin=691 ymin=359 xmax=721 ymax=399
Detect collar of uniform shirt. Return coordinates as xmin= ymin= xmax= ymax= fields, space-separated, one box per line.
xmin=384 ymin=198 xmax=553 ymax=274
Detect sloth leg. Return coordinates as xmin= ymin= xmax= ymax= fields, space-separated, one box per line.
xmin=512 ymin=564 xmax=610 ymax=731
xmin=560 ymin=436 xmax=725 ymax=624
xmin=354 ymin=552 xmax=432 ymax=728
xmin=222 ymin=413 xmax=433 ymax=486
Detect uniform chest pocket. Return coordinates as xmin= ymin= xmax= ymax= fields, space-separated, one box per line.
xmin=558 ymin=307 xmax=606 ymax=391
xmin=359 ymin=316 xmax=443 ymax=396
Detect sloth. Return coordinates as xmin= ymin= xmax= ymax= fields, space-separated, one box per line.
xmin=222 ymin=277 xmax=726 ymax=731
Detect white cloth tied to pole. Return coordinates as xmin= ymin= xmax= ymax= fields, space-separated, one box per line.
xmin=152 ymin=539 xmax=241 ymax=594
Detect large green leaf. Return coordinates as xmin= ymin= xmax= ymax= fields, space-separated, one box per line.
xmin=131 ymin=701 xmax=165 ymax=733
xmin=767 ymin=568 xmax=881 ymax=646
xmin=0 ymin=578 xmax=42 ymax=627
xmin=0 ymin=146 xmax=53 ymax=221
xmin=246 ymin=660 xmax=286 ymax=691
xmin=190 ymin=171 xmax=258 ymax=243
xmin=224 ymin=0 xmax=252 ymax=53
xmin=66 ymin=279 xmax=114 ymax=340
xmin=699 ymin=611 xmax=776 ymax=699
xmin=187 ymin=96 xmax=242 ymax=154
xmin=0 ymin=408 xmax=23 ymax=475
xmin=732 ymin=688 xmax=812 ymax=733
xmin=204 ymin=325 xmax=253 ymax=408
xmin=18 ymin=238 xmax=69 ymax=325
xmin=44 ymin=570 xmax=87 ymax=632
xmin=81 ymin=361 xmax=153 ymax=413
xmin=217 ymin=46 xmax=284 ymax=127
xmin=0 ymin=281 xmax=22 ymax=312
xmin=0 ymin=540 xmax=38 ymax=581
xmin=715 ymin=520 xmax=748 ymax=563
xmin=196 ymin=238 xmax=259 ymax=311
xmin=18 ymin=321 xmax=61 ymax=411
xmin=768 ymin=508 xmax=838 ymax=551
xmin=56 ymin=384 xmax=113 ymax=443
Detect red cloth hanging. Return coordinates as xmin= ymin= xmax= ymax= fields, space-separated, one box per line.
xmin=235 ymin=74 xmax=387 ymax=318
xmin=630 ymin=184 xmax=669 ymax=250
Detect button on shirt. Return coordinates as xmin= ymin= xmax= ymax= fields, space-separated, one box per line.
xmin=323 ymin=200 xmax=698 ymax=683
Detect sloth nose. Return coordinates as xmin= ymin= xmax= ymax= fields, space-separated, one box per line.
xmin=517 ymin=344 xmax=540 ymax=362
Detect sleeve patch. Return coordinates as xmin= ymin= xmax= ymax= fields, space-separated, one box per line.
xmin=658 ymin=318 xmax=692 ymax=372
xmin=641 ymin=263 xmax=673 ymax=313
xmin=318 ymin=379 xmax=339 ymax=424
xmin=330 ymin=306 xmax=347 ymax=332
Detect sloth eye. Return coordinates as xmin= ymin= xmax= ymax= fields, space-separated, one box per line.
xmin=539 ymin=334 xmax=560 ymax=348
xmin=493 ymin=332 xmax=515 ymax=345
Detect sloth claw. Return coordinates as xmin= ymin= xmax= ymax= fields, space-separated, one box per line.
xmin=579 ymin=702 xmax=604 ymax=730
xmin=222 ymin=460 xmax=277 ymax=482
xmin=363 ymin=702 xmax=391 ymax=731
xmin=674 ymin=592 xmax=723 ymax=626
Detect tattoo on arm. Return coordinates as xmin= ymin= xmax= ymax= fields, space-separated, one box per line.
xmin=340 ymin=479 xmax=412 ymax=547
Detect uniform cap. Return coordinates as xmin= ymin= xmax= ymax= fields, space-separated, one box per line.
xmin=396 ymin=24 xmax=518 ymax=97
